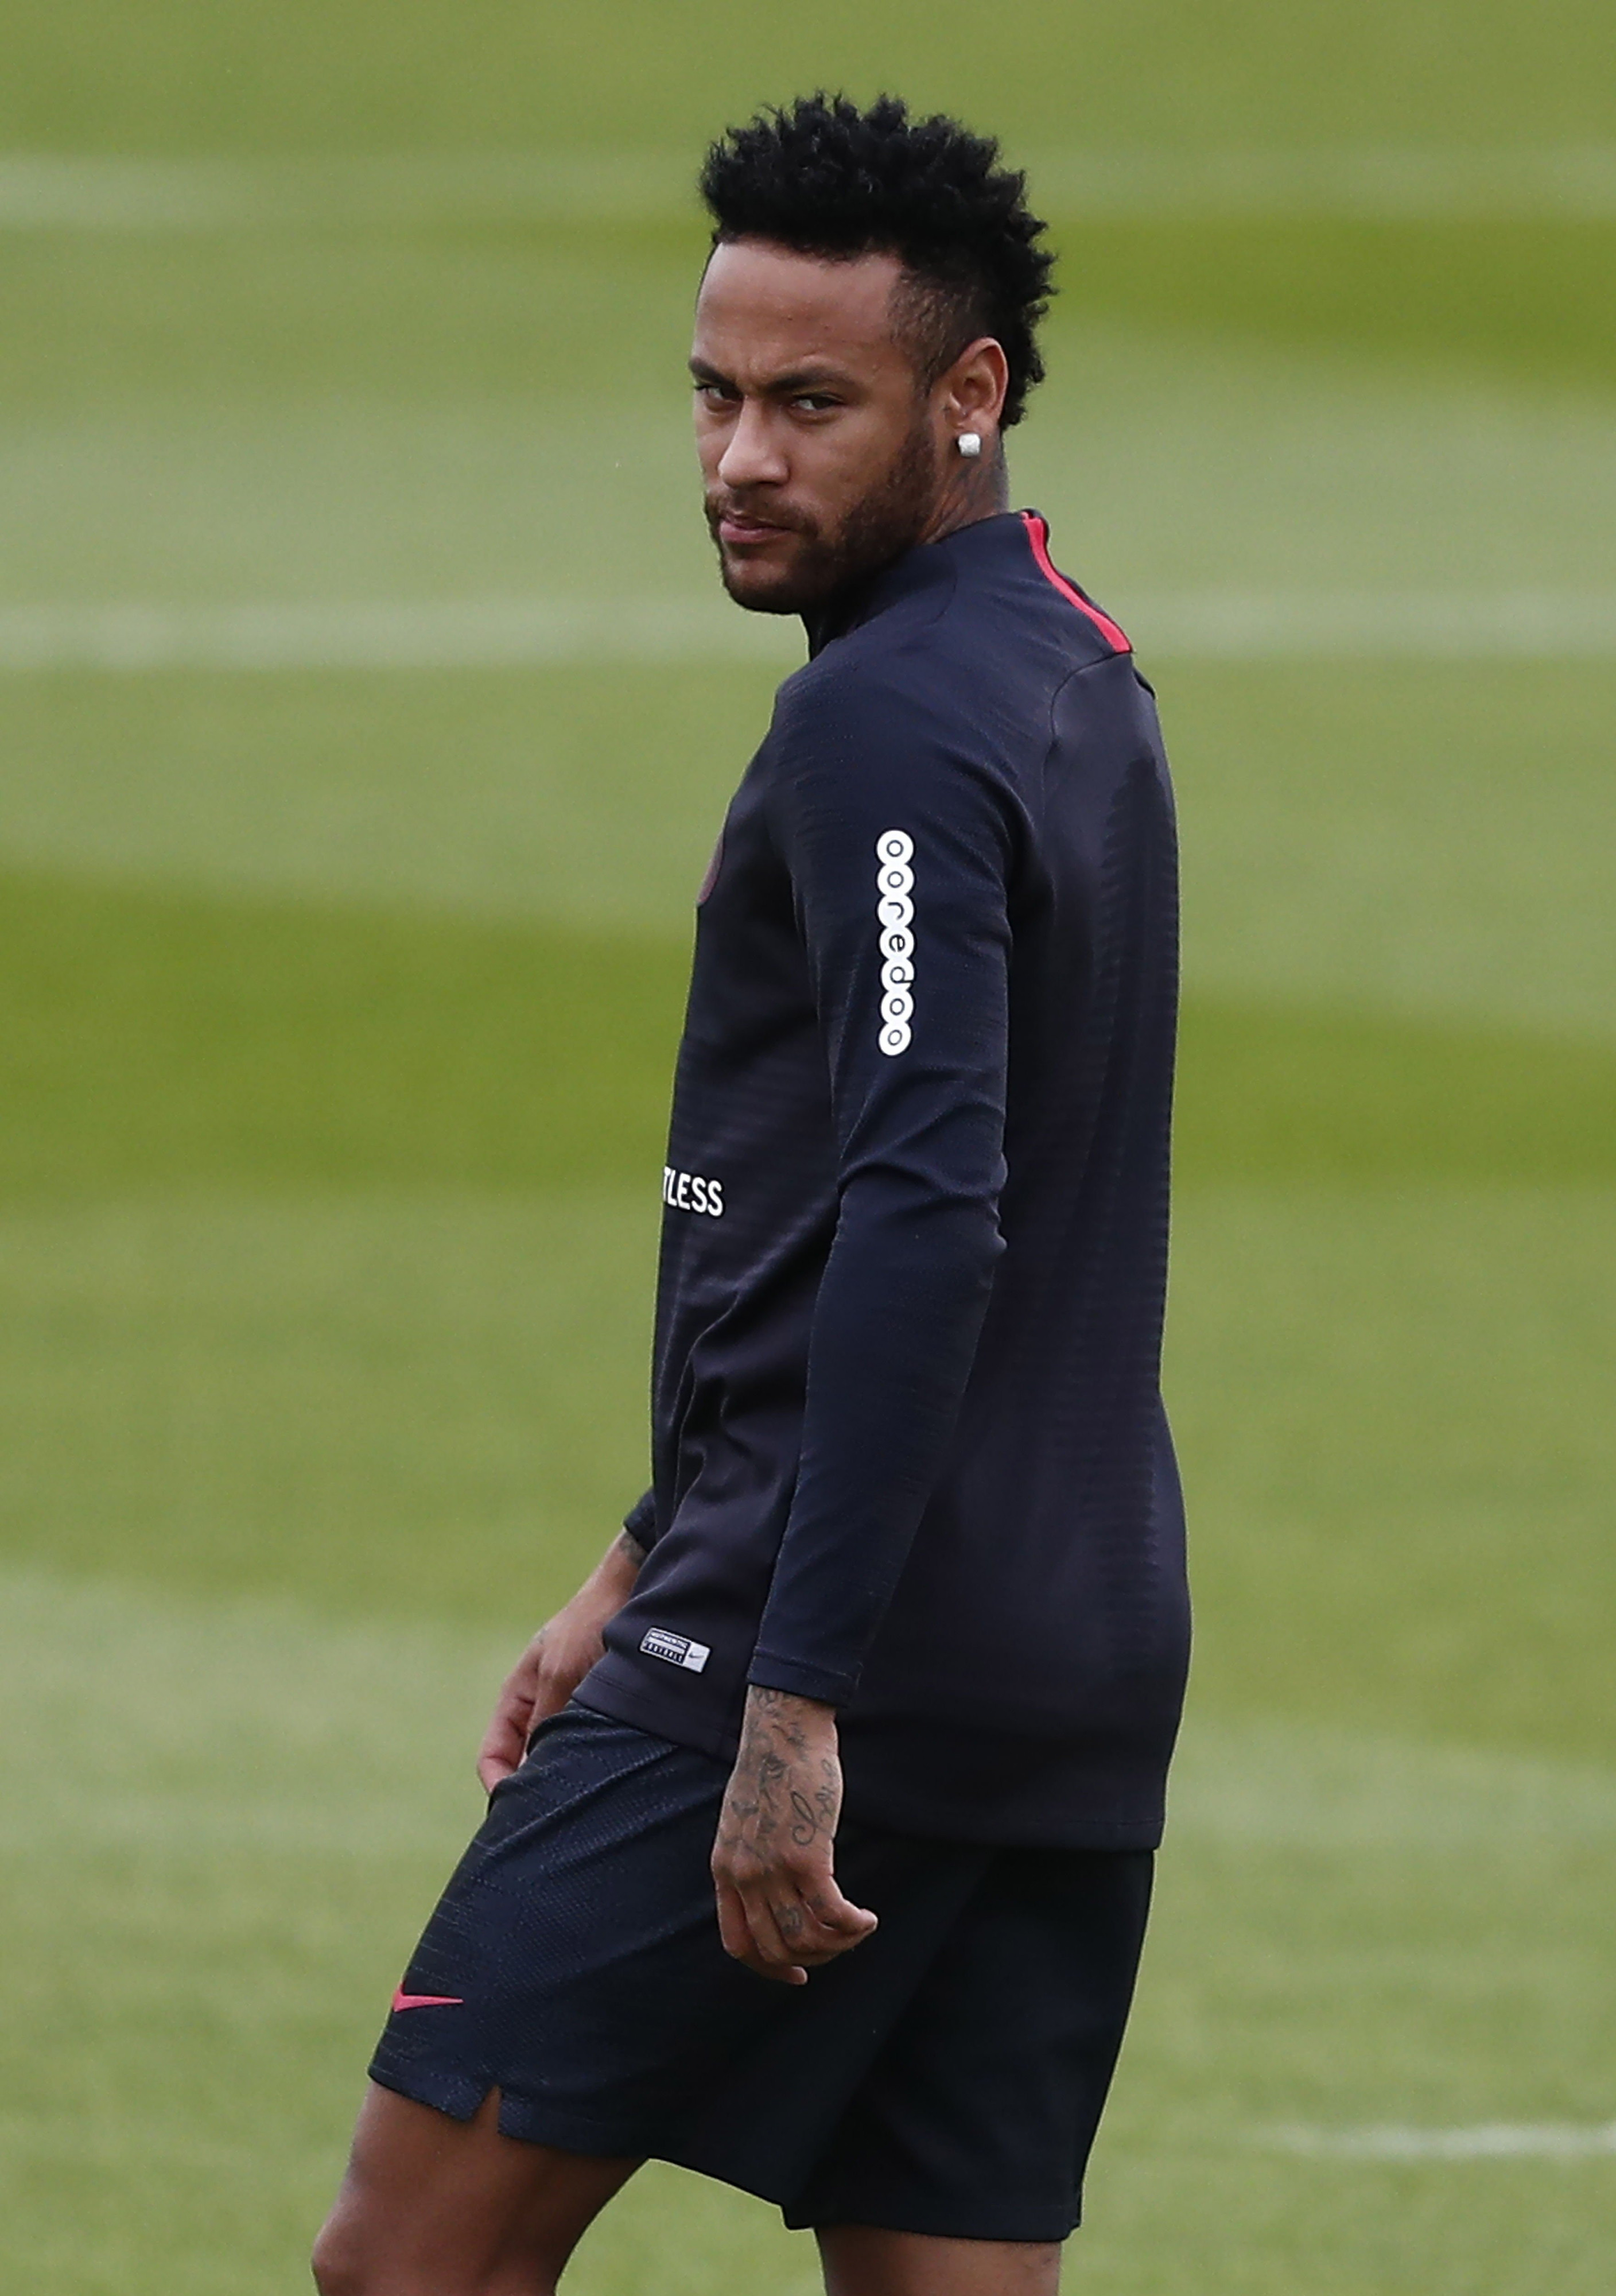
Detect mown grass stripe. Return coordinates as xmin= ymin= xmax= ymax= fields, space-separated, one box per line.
xmin=6 ymin=149 xmax=1616 ymax=230
xmin=0 ymin=599 xmax=786 ymax=670
xmin=3 ymin=594 xmax=1614 ymax=668
xmin=3 ymin=866 xmax=1612 ymax=1196
xmin=1260 ymin=2123 xmax=1616 ymax=2160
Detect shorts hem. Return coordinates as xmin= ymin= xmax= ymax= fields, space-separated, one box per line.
xmin=368 ymin=2055 xmax=487 ymax=2124
xmin=368 ymin=2057 xmax=659 ymax=2161
xmin=665 ymin=2146 xmax=1081 ymax=2243
xmin=371 ymin=2060 xmax=1086 ymax=2240
xmin=782 ymin=2194 xmax=1082 ymax=2242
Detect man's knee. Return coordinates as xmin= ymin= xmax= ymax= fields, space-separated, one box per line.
xmin=310 ymin=2212 xmax=554 ymax=2296
xmin=310 ymin=2084 xmax=628 ymax=2294
xmin=309 ymin=2207 xmax=364 ymax=2296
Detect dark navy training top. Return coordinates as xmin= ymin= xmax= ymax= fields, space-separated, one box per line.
xmin=579 ymin=510 xmax=1190 ymax=1848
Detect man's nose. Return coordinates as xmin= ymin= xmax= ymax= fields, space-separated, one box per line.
xmin=717 ymin=400 xmax=788 ymax=490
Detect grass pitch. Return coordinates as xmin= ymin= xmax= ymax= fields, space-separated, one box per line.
xmin=1 ymin=2 xmax=1613 ymax=2288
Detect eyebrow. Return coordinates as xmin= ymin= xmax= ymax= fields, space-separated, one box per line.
xmin=689 ymin=357 xmax=858 ymax=396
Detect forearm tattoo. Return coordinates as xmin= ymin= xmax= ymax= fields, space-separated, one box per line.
xmin=721 ymin=1688 xmax=840 ymax=1863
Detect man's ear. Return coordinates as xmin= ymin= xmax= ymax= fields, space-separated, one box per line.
xmin=938 ymin=336 xmax=1010 ymax=453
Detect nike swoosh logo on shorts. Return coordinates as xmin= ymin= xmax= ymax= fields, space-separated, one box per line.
xmin=391 ymin=1989 xmax=464 ymax=2011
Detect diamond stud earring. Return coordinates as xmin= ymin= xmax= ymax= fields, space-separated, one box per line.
xmin=956 ymin=432 xmax=983 ymax=459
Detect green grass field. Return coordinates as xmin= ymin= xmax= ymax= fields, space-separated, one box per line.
xmin=2 ymin=5 xmax=1613 ymax=2289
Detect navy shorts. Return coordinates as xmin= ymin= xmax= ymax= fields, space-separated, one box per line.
xmin=370 ymin=1704 xmax=1152 ymax=2243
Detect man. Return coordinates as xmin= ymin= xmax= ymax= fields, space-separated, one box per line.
xmin=314 ymin=92 xmax=1189 ymax=2296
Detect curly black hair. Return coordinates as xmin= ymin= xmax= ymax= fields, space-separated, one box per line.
xmin=698 ymin=94 xmax=1055 ymax=429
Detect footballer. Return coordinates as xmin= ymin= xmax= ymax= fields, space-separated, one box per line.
xmin=314 ymin=92 xmax=1190 ymax=2296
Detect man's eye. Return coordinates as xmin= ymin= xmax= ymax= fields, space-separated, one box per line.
xmin=793 ymin=395 xmax=840 ymax=413
xmin=694 ymin=381 xmax=737 ymax=405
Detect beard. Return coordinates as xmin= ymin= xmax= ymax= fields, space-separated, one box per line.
xmin=705 ymin=409 xmax=941 ymax=617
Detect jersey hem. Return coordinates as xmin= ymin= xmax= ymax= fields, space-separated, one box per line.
xmin=576 ymin=1658 xmax=741 ymax=1771
xmin=747 ymin=1651 xmax=858 ymax=1706
xmin=580 ymin=1659 xmax=1171 ymax=1849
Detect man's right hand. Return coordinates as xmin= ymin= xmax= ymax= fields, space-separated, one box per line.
xmin=476 ymin=1529 xmax=645 ymax=1791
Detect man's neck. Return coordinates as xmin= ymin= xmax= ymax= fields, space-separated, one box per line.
xmin=919 ymin=445 xmax=1011 ymax=548
xmin=801 ymin=452 xmax=1011 ymax=655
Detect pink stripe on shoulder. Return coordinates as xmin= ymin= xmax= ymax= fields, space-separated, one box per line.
xmin=1021 ymin=513 xmax=1130 ymax=653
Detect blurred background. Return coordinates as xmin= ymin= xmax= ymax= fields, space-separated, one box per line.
xmin=2 ymin=4 xmax=1613 ymax=2289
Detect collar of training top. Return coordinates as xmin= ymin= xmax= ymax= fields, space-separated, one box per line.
xmin=801 ymin=508 xmax=1035 ymax=658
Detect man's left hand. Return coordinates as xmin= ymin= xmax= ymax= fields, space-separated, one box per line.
xmin=711 ymin=1686 xmax=879 ymax=1984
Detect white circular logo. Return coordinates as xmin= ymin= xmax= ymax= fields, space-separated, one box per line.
xmin=875 ymin=832 xmax=915 ymax=1057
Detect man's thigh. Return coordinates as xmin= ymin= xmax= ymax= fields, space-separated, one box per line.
xmin=366 ymin=1705 xmax=774 ymax=2153
xmin=312 ymin=2082 xmax=638 ymax=2296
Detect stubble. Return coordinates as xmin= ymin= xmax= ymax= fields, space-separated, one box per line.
xmin=707 ymin=407 xmax=941 ymax=618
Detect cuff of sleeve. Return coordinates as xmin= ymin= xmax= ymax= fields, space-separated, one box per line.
xmin=746 ymin=1650 xmax=859 ymax=1707
xmin=623 ymin=1490 xmax=658 ymax=1548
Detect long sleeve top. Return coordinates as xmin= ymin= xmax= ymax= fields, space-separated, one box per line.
xmin=577 ymin=510 xmax=1190 ymax=1848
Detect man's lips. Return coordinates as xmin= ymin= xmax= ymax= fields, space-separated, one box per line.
xmin=714 ymin=510 xmax=798 ymax=549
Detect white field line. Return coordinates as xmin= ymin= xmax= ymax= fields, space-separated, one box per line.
xmin=0 ymin=152 xmax=696 ymax=230
xmin=5 ymin=148 xmax=1616 ymax=230
xmin=2 ymin=592 xmax=1614 ymax=669
xmin=0 ymin=598 xmax=785 ymax=670
xmin=1131 ymin=591 xmax=1616 ymax=658
xmin=1260 ymin=2122 xmax=1616 ymax=2161
xmin=1035 ymin=145 xmax=1616 ymax=220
